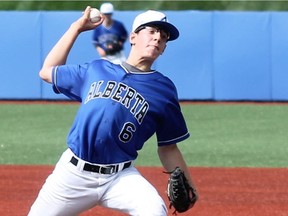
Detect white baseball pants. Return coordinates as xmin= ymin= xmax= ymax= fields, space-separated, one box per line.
xmin=28 ymin=148 xmax=167 ymax=216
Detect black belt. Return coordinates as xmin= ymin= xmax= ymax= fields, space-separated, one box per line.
xmin=70 ymin=156 xmax=131 ymax=174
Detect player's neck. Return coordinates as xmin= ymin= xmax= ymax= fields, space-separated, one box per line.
xmin=103 ymin=19 xmax=113 ymax=27
xmin=125 ymin=59 xmax=153 ymax=72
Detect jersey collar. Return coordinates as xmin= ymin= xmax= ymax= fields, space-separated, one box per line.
xmin=121 ymin=62 xmax=156 ymax=74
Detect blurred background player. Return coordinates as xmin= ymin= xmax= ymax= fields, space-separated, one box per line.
xmin=92 ymin=2 xmax=128 ymax=64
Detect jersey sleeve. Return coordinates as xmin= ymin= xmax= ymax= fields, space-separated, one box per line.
xmin=155 ymin=84 xmax=190 ymax=146
xmin=52 ymin=64 xmax=88 ymax=102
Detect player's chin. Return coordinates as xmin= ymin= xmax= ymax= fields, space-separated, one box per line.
xmin=146 ymin=46 xmax=161 ymax=55
xmin=143 ymin=55 xmax=160 ymax=62
xmin=145 ymin=51 xmax=162 ymax=60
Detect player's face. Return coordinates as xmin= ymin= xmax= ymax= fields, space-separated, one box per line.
xmin=102 ymin=13 xmax=113 ymax=21
xmin=132 ymin=25 xmax=168 ymax=59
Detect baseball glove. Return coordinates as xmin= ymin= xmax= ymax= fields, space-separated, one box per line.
xmin=166 ymin=167 xmax=198 ymax=214
xmin=105 ymin=40 xmax=123 ymax=55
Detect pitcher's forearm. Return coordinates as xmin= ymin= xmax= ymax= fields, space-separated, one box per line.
xmin=39 ymin=6 xmax=104 ymax=83
xmin=39 ymin=23 xmax=80 ymax=82
xmin=44 ymin=23 xmax=80 ymax=68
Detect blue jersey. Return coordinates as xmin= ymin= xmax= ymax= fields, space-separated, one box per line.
xmin=52 ymin=60 xmax=189 ymax=164
xmin=92 ymin=20 xmax=127 ymax=52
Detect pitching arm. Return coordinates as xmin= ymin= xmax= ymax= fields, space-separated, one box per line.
xmin=39 ymin=6 xmax=104 ymax=83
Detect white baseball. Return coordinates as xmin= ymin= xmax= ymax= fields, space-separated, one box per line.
xmin=89 ymin=8 xmax=101 ymax=23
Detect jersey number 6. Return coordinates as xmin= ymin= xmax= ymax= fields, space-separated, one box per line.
xmin=119 ymin=122 xmax=136 ymax=143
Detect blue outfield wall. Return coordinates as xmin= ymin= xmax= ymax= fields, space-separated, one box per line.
xmin=1 ymin=10 xmax=288 ymax=101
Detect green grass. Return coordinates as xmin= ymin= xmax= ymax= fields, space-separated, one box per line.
xmin=2 ymin=1 xmax=288 ymax=11
xmin=1 ymin=102 xmax=287 ymax=167
xmin=177 ymin=104 xmax=288 ymax=167
xmin=0 ymin=103 xmax=78 ymax=164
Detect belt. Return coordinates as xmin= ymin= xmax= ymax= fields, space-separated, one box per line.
xmin=70 ymin=156 xmax=131 ymax=174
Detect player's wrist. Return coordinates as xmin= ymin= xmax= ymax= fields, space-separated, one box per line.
xmin=70 ymin=22 xmax=83 ymax=35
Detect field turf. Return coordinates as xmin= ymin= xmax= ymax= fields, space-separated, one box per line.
xmin=0 ymin=101 xmax=287 ymax=167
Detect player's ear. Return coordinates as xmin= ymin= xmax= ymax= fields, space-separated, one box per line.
xmin=130 ymin=32 xmax=136 ymax=46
